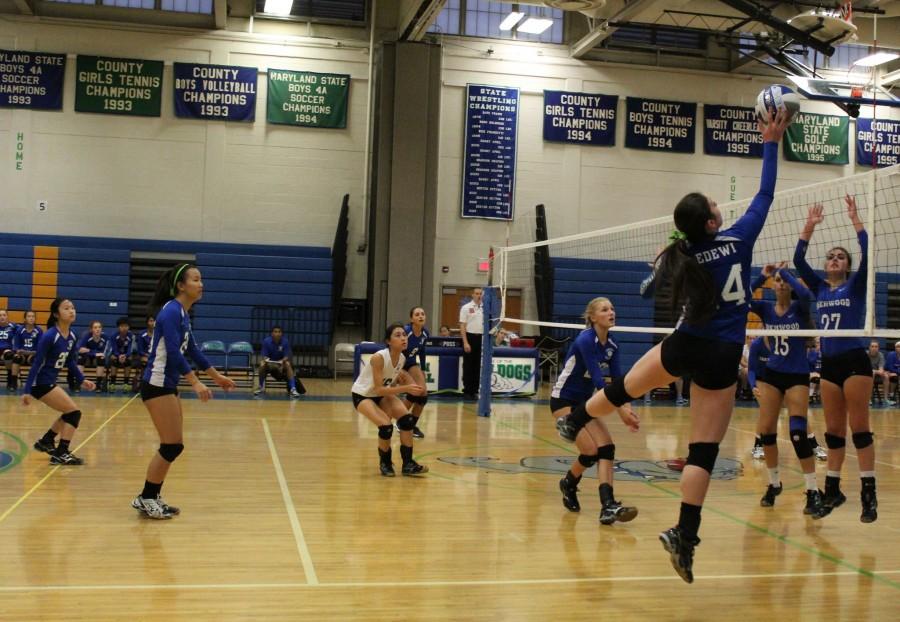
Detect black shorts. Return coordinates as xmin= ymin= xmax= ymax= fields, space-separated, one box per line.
xmin=403 ymin=358 xmax=421 ymax=372
xmin=30 ymin=384 xmax=57 ymax=399
xmin=140 ymin=381 xmax=178 ymax=402
xmin=549 ymin=396 xmax=581 ymax=414
xmin=758 ymin=369 xmax=809 ymax=394
xmin=821 ymin=348 xmax=873 ymax=387
xmin=78 ymin=353 xmax=105 ymax=366
xmin=352 ymin=392 xmax=383 ymax=409
xmin=660 ymin=332 xmax=743 ymax=391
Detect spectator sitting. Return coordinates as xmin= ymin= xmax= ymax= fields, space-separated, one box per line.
xmin=0 ymin=309 xmax=18 ymax=391
xmin=108 ymin=317 xmax=137 ymax=393
xmin=135 ymin=315 xmax=156 ymax=391
xmin=254 ymin=326 xmax=303 ymax=399
xmin=807 ymin=337 xmax=822 ymax=404
xmin=885 ymin=341 xmax=900 ymax=406
xmin=494 ymin=327 xmax=519 ymax=347
xmin=438 ymin=325 xmax=451 ymax=337
xmin=77 ymin=320 xmax=108 ymax=393
xmin=868 ymin=340 xmax=888 ymax=405
xmin=10 ymin=310 xmax=42 ymax=393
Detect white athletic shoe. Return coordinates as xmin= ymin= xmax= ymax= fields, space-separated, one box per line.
xmin=751 ymin=445 xmax=765 ymax=460
xmin=814 ymin=445 xmax=827 ymax=462
xmin=132 ymin=495 xmax=175 ymax=520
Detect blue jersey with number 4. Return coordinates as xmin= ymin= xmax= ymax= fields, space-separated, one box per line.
xmin=676 ymin=141 xmax=778 ymax=345
xmin=24 ymin=327 xmax=84 ymax=393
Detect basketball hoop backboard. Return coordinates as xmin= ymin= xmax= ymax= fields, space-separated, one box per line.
xmin=786 ymin=75 xmax=900 ymax=117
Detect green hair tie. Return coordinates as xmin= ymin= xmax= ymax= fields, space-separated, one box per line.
xmin=170 ymin=264 xmax=189 ymax=297
xmin=669 ymin=230 xmax=688 ymax=243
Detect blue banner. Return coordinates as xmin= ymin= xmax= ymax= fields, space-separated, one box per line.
xmin=173 ymin=62 xmax=257 ymax=122
xmin=462 ymin=84 xmax=519 ymax=220
xmin=543 ymin=90 xmax=617 ymax=146
xmin=0 ymin=50 xmax=66 ymax=110
xmin=703 ymin=105 xmax=763 ymax=158
xmin=856 ymin=118 xmax=900 ymax=168
xmin=625 ymin=97 xmax=696 ymax=153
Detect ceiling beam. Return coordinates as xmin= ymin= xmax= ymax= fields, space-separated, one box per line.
xmin=570 ymin=0 xmax=659 ymax=59
xmin=717 ymin=0 xmax=835 ymax=57
xmin=399 ymin=0 xmax=446 ymax=41
xmin=214 ymin=0 xmax=226 ymax=28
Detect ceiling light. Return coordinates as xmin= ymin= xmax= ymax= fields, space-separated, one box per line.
xmin=499 ymin=12 xmax=525 ymax=31
xmin=264 ymin=0 xmax=293 ymax=15
xmin=517 ymin=18 xmax=554 ymax=35
xmin=853 ymin=51 xmax=899 ymax=67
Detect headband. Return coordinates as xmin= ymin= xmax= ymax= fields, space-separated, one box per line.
xmin=170 ymin=264 xmax=189 ymax=297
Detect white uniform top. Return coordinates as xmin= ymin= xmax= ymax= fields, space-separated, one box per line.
xmin=459 ymin=300 xmax=484 ymax=335
xmin=352 ymin=348 xmax=405 ymax=397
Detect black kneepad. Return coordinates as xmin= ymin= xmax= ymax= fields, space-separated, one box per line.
xmin=577 ymin=454 xmax=598 ymax=468
xmin=596 ymin=444 xmax=615 ymax=461
xmin=604 ymin=377 xmax=637 ymax=408
xmin=824 ymin=433 xmax=846 ymax=449
xmin=158 ymin=443 xmax=184 ymax=462
xmin=396 ymin=414 xmax=417 ymax=431
xmin=60 ymin=410 xmax=82 ymax=429
xmin=408 ymin=394 xmax=428 ymax=406
xmin=852 ymin=431 xmax=874 ymax=449
xmin=12 ymin=353 xmax=24 ymax=364
xmin=789 ymin=416 xmax=813 ymax=460
xmin=378 ymin=424 xmax=394 ymax=440
xmin=686 ymin=442 xmax=719 ymax=474
xmin=760 ymin=433 xmax=777 ymax=447
xmin=1 ymin=350 xmax=13 ymax=361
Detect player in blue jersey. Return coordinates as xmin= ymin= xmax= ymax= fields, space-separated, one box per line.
xmin=0 ymin=309 xmax=18 ymax=391
xmin=77 ymin=320 xmax=108 ymax=393
xmin=254 ymin=326 xmax=302 ymax=399
xmin=132 ymin=264 xmax=235 ymax=520
xmin=746 ymin=336 xmax=769 ymax=399
xmin=402 ymin=307 xmax=430 ymax=439
xmin=23 ymin=298 xmax=97 ymax=465
xmin=794 ymin=197 xmax=878 ymax=523
xmin=134 ymin=315 xmax=156 ymax=391
xmin=10 ymin=310 xmax=42 ymax=393
xmin=552 ymin=297 xmax=640 ymax=524
xmin=108 ymin=317 xmax=136 ymax=393
xmin=556 ymin=110 xmax=790 ymax=583
xmin=748 ymin=264 xmax=827 ymax=517
xmin=885 ymin=341 xmax=900 ymax=405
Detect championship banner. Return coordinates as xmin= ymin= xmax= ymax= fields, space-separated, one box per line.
xmin=625 ymin=97 xmax=696 ymax=153
xmin=543 ymin=90 xmax=617 ymax=146
xmin=783 ymin=112 xmax=849 ymax=165
xmin=703 ymin=105 xmax=763 ymax=158
xmin=856 ymin=118 xmax=900 ymax=168
xmin=0 ymin=50 xmax=66 ymax=110
xmin=75 ymin=55 xmax=163 ymax=116
xmin=461 ymin=84 xmax=519 ymax=220
xmin=267 ymin=69 xmax=350 ymax=128
xmin=173 ymin=62 xmax=257 ymax=122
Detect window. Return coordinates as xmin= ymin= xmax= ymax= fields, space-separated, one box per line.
xmin=428 ymin=0 xmax=461 ymax=35
xmin=429 ymin=0 xmax=563 ymax=44
xmin=162 ymin=0 xmax=213 ymax=13
xmin=254 ymin=0 xmax=365 ymax=22
xmin=102 ymin=0 xmax=155 ymax=8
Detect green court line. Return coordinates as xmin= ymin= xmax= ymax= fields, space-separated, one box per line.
xmin=491 ymin=416 xmax=900 ymax=592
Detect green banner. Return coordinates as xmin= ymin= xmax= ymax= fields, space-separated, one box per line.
xmin=783 ymin=112 xmax=849 ymax=165
xmin=75 ymin=55 xmax=163 ymax=116
xmin=266 ymin=69 xmax=349 ymax=128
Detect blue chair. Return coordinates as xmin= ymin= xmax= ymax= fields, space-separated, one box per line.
xmin=201 ymin=340 xmax=227 ymax=369
xmin=226 ymin=341 xmax=254 ymax=376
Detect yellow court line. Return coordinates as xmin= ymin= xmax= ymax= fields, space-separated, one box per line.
xmin=0 ymin=395 xmax=138 ymax=526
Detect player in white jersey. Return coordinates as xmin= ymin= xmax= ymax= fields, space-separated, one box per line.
xmin=352 ymin=323 xmax=428 ymax=477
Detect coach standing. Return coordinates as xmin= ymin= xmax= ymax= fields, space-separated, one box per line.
xmin=459 ymin=288 xmax=484 ymax=401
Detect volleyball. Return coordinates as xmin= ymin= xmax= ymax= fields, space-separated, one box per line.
xmin=755 ymin=84 xmax=800 ymax=123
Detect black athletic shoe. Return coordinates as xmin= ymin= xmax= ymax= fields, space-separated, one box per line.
xmin=804 ymin=489 xmax=830 ymax=519
xmin=599 ymin=501 xmax=638 ymax=525
xmin=860 ymin=487 xmax=878 ymax=524
xmin=157 ymin=496 xmax=181 ymax=516
xmin=412 ymin=426 xmax=425 ymax=439
xmin=760 ymin=483 xmax=783 ymax=507
xmin=555 ymin=414 xmax=579 ymax=442
xmin=50 ymin=451 xmax=84 ymax=466
xmin=659 ymin=526 xmax=700 ymax=584
xmin=559 ymin=478 xmax=580 ymax=513
xmin=33 ymin=438 xmax=56 ymax=454
xmin=822 ymin=488 xmax=847 ymax=510
xmin=380 ymin=462 xmax=396 ymax=477
xmin=401 ymin=460 xmax=429 ymax=476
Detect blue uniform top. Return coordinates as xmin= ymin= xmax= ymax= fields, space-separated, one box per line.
xmin=403 ymin=324 xmax=429 ymax=368
xmin=676 ymin=141 xmax=778 ymax=344
xmin=552 ymin=328 xmax=621 ymax=402
xmin=794 ymin=229 xmax=868 ymax=358
xmin=78 ymin=332 xmax=109 ymax=355
xmin=110 ymin=331 xmax=135 ymax=357
xmin=14 ymin=326 xmax=43 ymax=352
xmin=807 ymin=349 xmax=821 ymax=373
xmin=747 ymin=336 xmax=770 ymax=389
xmin=142 ymin=299 xmax=211 ymax=389
xmin=0 ymin=323 xmax=18 ymax=350
xmin=24 ymin=327 xmax=84 ymax=393
xmin=885 ymin=350 xmax=900 ymax=375
xmin=137 ymin=330 xmax=153 ymax=357
xmin=748 ymin=268 xmax=813 ymax=374
xmin=261 ymin=335 xmax=291 ymax=362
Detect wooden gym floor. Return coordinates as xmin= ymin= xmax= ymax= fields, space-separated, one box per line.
xmin=0 ymin=381 xmax=898 ymax=621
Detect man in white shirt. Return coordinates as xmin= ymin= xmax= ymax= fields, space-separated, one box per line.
xmin=459 ymin=288 xmax=484 ymax=400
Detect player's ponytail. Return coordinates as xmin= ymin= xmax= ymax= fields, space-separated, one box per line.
xmin=148 ymin=263 xmax=197 ymax=316
xmin=658 ymin=192 xmax=717 ymax=325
